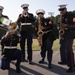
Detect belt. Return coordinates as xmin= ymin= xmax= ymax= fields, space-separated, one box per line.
xmin=4 ymin=46 xmax=17 ymax=49
xmin=21 ymin=23 xmax=32 ymax=26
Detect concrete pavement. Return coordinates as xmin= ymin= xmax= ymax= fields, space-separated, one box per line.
xmin=0 ymin=51 xmax=75 ymax=75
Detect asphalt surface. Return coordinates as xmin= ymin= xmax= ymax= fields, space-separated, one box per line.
xmin=0 ymin=51 xmax=75 ymax=75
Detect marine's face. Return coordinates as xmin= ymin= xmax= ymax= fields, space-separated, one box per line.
xmin=60 ymin=10 xmax=64 ymax=15
xmin=59 ymin=9 xmax=66 ymax=15
xmin=38 ymin=13 xmax=44 ymax=18
xmin=23 ymin=7 xmax=28 ymax=13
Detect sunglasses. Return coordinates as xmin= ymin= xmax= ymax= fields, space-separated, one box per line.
xmin=0 ymin=9 xmax=2 ymax=10
xmin=59 ymin=8 xmax=66 ymax=11
xmin=23 ymin=7 xmax=28 ymax=9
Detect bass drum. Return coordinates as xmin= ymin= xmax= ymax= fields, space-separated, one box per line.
xmin=0 ymin=26 xmax=8 ymax=39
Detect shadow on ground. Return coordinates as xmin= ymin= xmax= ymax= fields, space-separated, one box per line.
xmin=9 ymin=61 xmax=75 ymax=75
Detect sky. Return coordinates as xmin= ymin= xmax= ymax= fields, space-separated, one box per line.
xmin=0 ymin=0 xmax=75 ymax=22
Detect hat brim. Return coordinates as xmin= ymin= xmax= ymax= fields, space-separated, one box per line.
xmin=37 ymin=12 xmax=44 ymax=15
xmin=59 ymin=8 xmax=66 ymax=11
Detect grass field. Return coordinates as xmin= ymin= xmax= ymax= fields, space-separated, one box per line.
xmin=17 ymin=39 xmax=75 ymax=51
xmin=0 ymin=39 xmax=75 ymax=51
xmin=32 ymin=39 xmax=60 ymax=50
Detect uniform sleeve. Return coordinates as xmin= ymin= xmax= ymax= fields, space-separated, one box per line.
xmin=3 ymin=15 xmax=9 ymax=19
xmin=45 ymin=18 xmax=53 ymax=29
xmin=73 ymin=13 xmax=75 ymax=24
xmin=16 ymin=14 xmax=22 ymax=23
xmin=16 ymin=14 xmax=22 ymax=30
xmin=66 ymin=12 xmax=75 ymax=30
xmin=5 ymin=16 xmax=9 ymax=19
xmin=16 ymin=35 xmax=20 ymax=43
xmin=66 ymin=12 xmax=74 ymax=24
xmin=1 ymin=37 xmax=6 ymax=45
xmin=31 ymin=19 xmax=38 ymax=37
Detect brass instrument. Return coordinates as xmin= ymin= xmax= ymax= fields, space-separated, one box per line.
xmin=59 ymin=25 xmax=65 ymax=39
xmin=8 ymin=22 xmax=19 ymax=32
xmin=37 ymin=18 xmax=44 ymax=36
xmin=0 ymin=22 xmax=20 ymax=41
xmin=59 ymin=16 xmax=67 ymax=39
xmin=0 ymin=22 xmax=18 ymax=32
xmin=59 ymin=15 xmax=65 ymax=39
xmin=37 ymin=18 xmax=44 ymax=46
xmin=9 ymin=22 xmax=21 ymax=37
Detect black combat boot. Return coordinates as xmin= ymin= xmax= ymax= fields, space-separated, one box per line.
xmin=48 ymin=62 xmax=52 ymax=69
xmin=16 ymin=67 xmax=21 ymax=73
xmin=38 ymin=58 xmax=44 ymax=63
xmin=66 ymin=67 xmax=74 ymax=73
